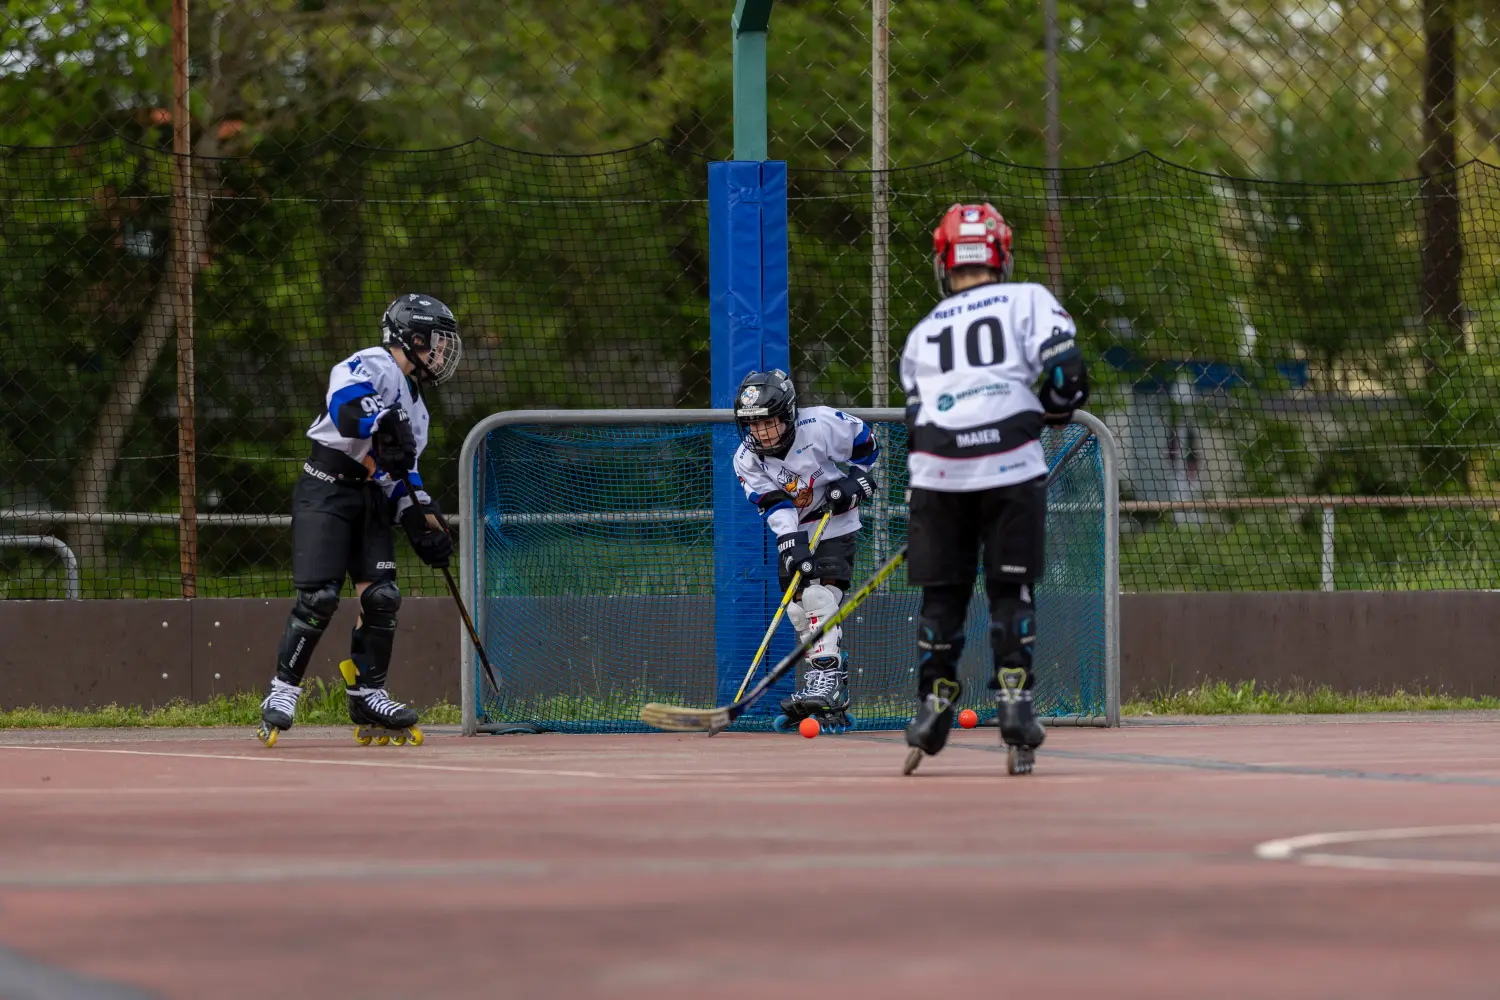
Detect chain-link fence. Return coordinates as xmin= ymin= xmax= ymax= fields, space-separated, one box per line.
xmin=7 ymin=1 xmax=1500 ymax=597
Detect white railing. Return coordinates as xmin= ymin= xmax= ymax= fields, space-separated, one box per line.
xmin=1123 ymin=495 xmax=1500 ymax=593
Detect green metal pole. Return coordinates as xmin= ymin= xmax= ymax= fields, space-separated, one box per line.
xmin=732 ymin=0 xmax=773 ymax=160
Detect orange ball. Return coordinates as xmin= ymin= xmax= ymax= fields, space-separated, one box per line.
xmin=798 ymin=716 xmax=821 ymax=738
xmin=957 ymin=708 xmax=979 ymax=729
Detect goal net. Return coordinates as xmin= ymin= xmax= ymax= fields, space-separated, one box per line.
xmin=459 ymin=409 xmax=1118 ymax=734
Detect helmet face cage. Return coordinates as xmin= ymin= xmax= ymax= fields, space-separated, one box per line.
xmin=932 ymin=202 xmax=1014 ymax=296
xmin=733 ymin=369 xmax=798 ymax=457
xmin=382 ymin=294 xmax=462 ymax=384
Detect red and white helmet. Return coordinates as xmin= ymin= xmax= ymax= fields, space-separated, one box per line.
xmin=932 ymin=202 xmax=1014 ymax=296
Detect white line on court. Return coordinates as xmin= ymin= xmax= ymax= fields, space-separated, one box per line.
xmin=1255 ymin=824 xmax=1500 ymax=876
xmin=0 ymin=744 xmax=614 ymax=779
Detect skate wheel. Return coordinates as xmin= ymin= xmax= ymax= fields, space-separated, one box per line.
xmin=257 ymin=726 xmax=279 ymax=748
xmin=408 ymin=727 xmax=424 ymax=746
xmin=354 ymin=729 xmax=373 ymax=746
xmin=772 ymin=714 xmax=796 ymax=734
xmin=1007 ymin=746 xmax=1034 ymax=776
xmin=391 ymin=732 xmax=407 ymax=746
xmin=902 ymin=747 xmax=924 ymax=776
xmin=375 ymin=734 xmax=391 ymax=746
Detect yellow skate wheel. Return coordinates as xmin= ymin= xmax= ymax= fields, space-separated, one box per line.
xmin=258 ymin=727 xmax=279 ymax=748
xmin=408 ymin=726 xmax=424 ymax=746
xmin=375 ymin=734 xmax=390 ymax=746
xmin=354 ymin=729 xmax=373 ymax=746
xmin=391 ymin=732 xmax=407 ymax=746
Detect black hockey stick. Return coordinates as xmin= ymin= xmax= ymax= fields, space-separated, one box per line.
xmin=401 ymin=477 xmax=501 ymax=693
xmin=637 ymin=420 xmax=1095 ymax=735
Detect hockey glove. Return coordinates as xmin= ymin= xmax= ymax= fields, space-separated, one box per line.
xmin=825 ymin=470 xmax=878 ymax=515
xmin=777 ymin=531 xmax=815 ymax=581
xmin=371 ymin=406 xmax=418 ymax=477
xmin=1039 ymin=362 xmax=1089 ymax=426
xmin=400 ymin=502 xmax=452 ymax=569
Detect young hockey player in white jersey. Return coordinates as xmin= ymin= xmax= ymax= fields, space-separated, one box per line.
xmin=732 ymin=369 xmax=879 ymax=734
xmin=256 ymin=293 xmax=462 ymax=747
xmin=899 ymin=203 xmax=1088 ymax=776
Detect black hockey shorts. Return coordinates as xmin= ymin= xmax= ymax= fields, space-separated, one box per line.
xmin=906 ymin=476 xmax=1046 ymax=588
xmin=291 ymin=466 xmax=397 ymax=591
xmin=780 ymin=531 xmax=858 ymax=593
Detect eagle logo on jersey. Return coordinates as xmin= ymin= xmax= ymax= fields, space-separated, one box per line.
xmin=739 ymin=385 xmax=760 ymax=406
xmin=777 ymin=472 xmax=816 ymax=509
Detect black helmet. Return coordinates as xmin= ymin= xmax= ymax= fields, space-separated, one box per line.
xmin=734 ymin=369 xmax=797 ymax=457
xmin=381 ymin=293 xmax=462 ymax=384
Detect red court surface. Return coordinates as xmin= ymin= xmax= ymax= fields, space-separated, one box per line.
xmin=2 ymin=714 xmax=1500 ymax=999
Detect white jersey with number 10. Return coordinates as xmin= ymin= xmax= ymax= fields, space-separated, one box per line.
xmin=899 ymin=281 xmax=1075 ymax=492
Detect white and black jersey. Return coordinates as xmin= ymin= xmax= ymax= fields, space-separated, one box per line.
xmin=305 ymin=346 xmax=433 ymax=517
xmin=899 ymin=282 xmax=1075 ymax=492
xmin=733 ymin=406 xmax=878 ymax=540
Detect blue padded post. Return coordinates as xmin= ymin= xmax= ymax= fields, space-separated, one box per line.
xmin=711 ymin=160 xmax=791 ymax=714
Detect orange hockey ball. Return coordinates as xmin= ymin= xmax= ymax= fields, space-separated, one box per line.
xmin=958 ymin=708 xmax=979 ymax=729
xmin=799 ymin=717 xmax=821 ymax=738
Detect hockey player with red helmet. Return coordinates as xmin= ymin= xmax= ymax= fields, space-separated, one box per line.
xmin=899 ymin=203 xmax=1088 ymax=776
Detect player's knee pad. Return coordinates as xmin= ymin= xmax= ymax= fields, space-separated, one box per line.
xmin=916 ymin=583 xmax=969 ymax=695
xmin=277 ymin=584 xmax=340 ymax=684
xmin=358 ymin=579 xmax=401 ymax=631
xmin=988 ymin=586 xmax=1036 ymax=689
xmin=800 ymin=584 xmax=843 ymax=660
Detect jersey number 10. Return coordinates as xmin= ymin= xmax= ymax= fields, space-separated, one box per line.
xmin=926 ymin=317 xmax=1005 ymax=373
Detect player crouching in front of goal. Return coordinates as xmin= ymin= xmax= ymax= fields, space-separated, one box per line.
xmin=732 ymin=370 xmax=879 ymax=734
xmin=900 ymin=203 xmax=1088 ymax=776
xmin=256 ymin=294 xmax=462 ymax=748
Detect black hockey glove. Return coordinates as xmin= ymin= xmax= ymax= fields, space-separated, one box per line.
xmin=825 ymin=470 xmax=878 ymax=515
xmin=777 ymin=531 xmax=814 ymax=580
xmin=371 ymin=406 xmax=417 ymax=477
xmin=400 ymin=502 xmax=452 ymax=569
xmin=1039 ymin=361 xmax=1089 ymax=426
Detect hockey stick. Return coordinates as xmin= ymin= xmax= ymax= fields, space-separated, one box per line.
xmin=399 ymin=476 xmax=501 ymax=693
xmin=640 ymin=545 xmax=908 ymax=734
xmin=731 ymin=509 xmax=834 ymax=703
xmin=638 ymin=421 xmax=1095 ymax=735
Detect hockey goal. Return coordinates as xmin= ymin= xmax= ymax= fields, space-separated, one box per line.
xmin=458 ymin=409 xmax=1118 ymax=735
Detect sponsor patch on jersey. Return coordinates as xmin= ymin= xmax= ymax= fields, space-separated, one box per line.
xmin=1052 ymin=306 xmax=1072 ymax=319
xmin=739 ymin=385 xmax=761 ymax=406
xmin=347 ymin=358 xmax=372 ymax=378
xmin=936 ymin=393 xmax=956 ymax=412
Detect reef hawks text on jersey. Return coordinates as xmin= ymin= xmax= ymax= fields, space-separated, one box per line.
xmin=899 ymin=282 xmax=1076 ymax=492
xmin=733 ymin=406 xmax=879 ymax=539
xmin=305 ymin=346 xmax=434 ymax=517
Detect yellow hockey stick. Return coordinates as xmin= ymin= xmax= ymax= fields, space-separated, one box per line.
xmin=731 ymin=509 xmax=834 ymax=703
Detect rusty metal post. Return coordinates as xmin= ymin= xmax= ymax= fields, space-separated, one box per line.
xmin=171 ymin=0 xmax=198 ymax=598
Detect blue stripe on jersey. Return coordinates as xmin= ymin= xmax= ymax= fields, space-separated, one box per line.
xmin=328 ymin=381 xmax=379 ymax=437
xmin=389 ymin=471 xmax=424 ymax=500
xmin=852 ymin=439 xmax=880 ymax=468
xmin=746 ymin=489 xmax=763 ymax=505
xmin=760 ymin=501 xmax=793 ymax=517
xmin=852 ymin=424 xmax=871 ymax=446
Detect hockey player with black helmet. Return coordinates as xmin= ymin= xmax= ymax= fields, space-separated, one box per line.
xmin=899 ymin=203 xmax=1088 ymax=776
xmin=732 ymin=369 xmax=879 ymax=733
xmin=256 ymin=293 xmax=463 ymax=747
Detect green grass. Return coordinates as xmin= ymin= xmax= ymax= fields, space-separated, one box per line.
xmin=0 ymin=678 xmax=462 ymax=729
xmin=1125 ymin=680 xmax=1500 ymax=716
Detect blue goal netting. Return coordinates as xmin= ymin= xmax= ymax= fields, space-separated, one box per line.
xmin=464 ymin=412 xmax=1115 ymax=733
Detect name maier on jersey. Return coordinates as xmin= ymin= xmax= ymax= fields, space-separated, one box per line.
xmin=732 ymin=393 xmax=878 ymax=541
xmin=900 ymin=274 xmax=1079 ymax=492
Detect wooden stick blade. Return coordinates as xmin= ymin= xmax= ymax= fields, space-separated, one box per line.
xmin=639 ymin=702 xmax=731 ymax=733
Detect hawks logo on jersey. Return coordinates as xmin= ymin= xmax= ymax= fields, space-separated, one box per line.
xmin=778 ymin=472 xmax=816 ymax=509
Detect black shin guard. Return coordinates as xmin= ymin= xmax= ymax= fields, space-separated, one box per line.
xmin=988 ymin=583 xmax=1044 ymax=751
xmin=346 ymin=580 xmax=401 ymax=690
xmin=275 ymin=585 xmax=340 ymax=685
xmin=906 ymin=585 xmax=970 ymax=755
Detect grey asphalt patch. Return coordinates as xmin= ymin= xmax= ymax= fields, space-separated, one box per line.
xmin=0 ymin=945 xmax=157 ymax=1000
